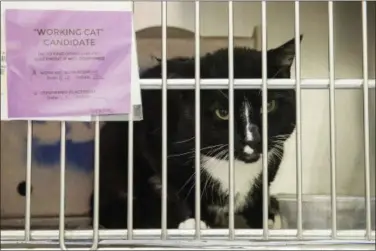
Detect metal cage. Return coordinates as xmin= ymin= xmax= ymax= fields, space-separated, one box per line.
xmin=1 ymin=0 xmax=375 ymax=250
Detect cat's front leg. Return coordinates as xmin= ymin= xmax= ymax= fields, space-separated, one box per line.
xmin=176 ymin=195 xmax=216 ymax=229
xmin=268 ymin=196 xmax=282 ymax=229
xmin=242 ymin=195 xmax=281 ymax=229
xmin=173 ymin=197 xmax=212 ymax=229
xmin=178 ymin=218 xmax=211 ymax=230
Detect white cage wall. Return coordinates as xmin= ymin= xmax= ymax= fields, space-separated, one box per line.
xmin=0 ymin=0 xmax=375 ymax=250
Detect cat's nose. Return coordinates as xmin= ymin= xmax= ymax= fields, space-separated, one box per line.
xmin=242 ymin=145 xmax=260 ymax=163
xmin=243 ymin=145 xmax=255 ymax=155
xmin=244 ymin=124 xmax=261 ymax=149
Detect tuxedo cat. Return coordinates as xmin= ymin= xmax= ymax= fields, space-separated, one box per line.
xmin=91 ymin=36 xmax=302 ymax=229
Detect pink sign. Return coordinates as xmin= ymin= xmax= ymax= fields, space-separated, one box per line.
xmin=5 ymin=9 xmax=132 ymax=118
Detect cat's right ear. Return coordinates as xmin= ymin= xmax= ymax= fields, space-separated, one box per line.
xmin=151 ymin=55 xmax=162 ymax=63
xmin=270 ymin=35 xmax=303 ymax=68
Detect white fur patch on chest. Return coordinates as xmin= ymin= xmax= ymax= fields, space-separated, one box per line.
xmin=201 ymin=155 xmax=262 ymax=212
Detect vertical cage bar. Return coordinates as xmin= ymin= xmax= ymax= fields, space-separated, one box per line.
xmin=261 ymin=0 xmax=269 ymax=240
xmin=58 ymin=120 xmax=99 ymax=250
xmin=59 ymin=121 xmax=67 ymax=250
xmin=194 ymin=0 xmax=201 ymax=240
xmin=328 ymin=1 xmax=338 ymax=239
xmin=127 ymin=1 xmax=135 ymax=240
xmin=228 ymin=0 xmax=235 ymax=240
xmin=294 ymin=1 xmax=303 ymax=239
xmin=161 ymin=0 xmax=168 ymax=240
xmin=361 ymin=0 xmax=372 ymax=240
xmin=24 ymin=120 xmax=32 ymax=241
xmin=91 ymin=117 xmax=100 ymax=250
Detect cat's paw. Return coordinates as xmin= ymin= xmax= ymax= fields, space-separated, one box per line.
xmin=268 ymin=213 xmax=282 ymax=229
xmin=269 ymin=196 xmax=280 ymax=214
xmin=268 ymin=196 xmax=282 ymax=229
xmin=178 ymin=218 xmax=210 ymax=229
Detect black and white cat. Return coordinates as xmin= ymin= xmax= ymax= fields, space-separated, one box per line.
xmin=91 ymin=36 xmax=301 ymax=229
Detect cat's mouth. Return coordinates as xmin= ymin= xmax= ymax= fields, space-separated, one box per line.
xmin=236 ymin=146 xmax=261 ymax=163
xmin=238 ymin=152 xmax=260 ymax=163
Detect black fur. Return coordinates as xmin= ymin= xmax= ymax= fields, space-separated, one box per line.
xmin=90 ymin=36 xmax=302 ymax=229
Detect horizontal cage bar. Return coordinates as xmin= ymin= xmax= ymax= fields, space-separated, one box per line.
xmin=1 ymin=240 xmax=375 ymax=251
xmin=1 ymin=229 xmax=375 ymax=241
xmin=138 ymin=79 xmax=376 ymax=89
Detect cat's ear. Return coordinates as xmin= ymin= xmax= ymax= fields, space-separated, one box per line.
xmin=151 ymin=55 xmax=162 ymax=63
xmin=270 ymin=35 xmax=303 ymax=68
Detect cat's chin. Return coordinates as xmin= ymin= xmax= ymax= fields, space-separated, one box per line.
xmin=237 ymin=153 xmax=261 ymax=163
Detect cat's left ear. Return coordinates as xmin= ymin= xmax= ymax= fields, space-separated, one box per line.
xmin=151 ymin=55 xmax=162 ymax=63
xmin=270 ymin=35 xmax=303 ymax=68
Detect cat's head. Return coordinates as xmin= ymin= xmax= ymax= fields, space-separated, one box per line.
xmin=196 ymin=37 xmax=301 ymax=163
xmin=143 ymin=36 xmax=301 ymax=164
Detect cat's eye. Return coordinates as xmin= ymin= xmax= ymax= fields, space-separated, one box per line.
xmin=260 ymin=100 xmax=277 ymax=113
xmin=215 ymin=108 xmax=229 ymax=120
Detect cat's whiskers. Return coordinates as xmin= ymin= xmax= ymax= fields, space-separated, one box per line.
xmin=201 ymin=149 xmax=228 ymax=205
xmin=222 ymin=152 xmax=230 ymax=205
xmin=199 ymin=148 xmax=227 ymax=200
xmin=273 ymin=134 xmax=290 ymax=138
xmin=177 ymin=144 xmax=226 ymax=198
xmin=258 ymin=66 xmax=288 ymax=95
xmin=201 ymin=176 xmax=210 ymax=200
xmin=275 ymin=136 xmax=286 ymax=140
xmin=268 ymin=138 xmax=285 ymax=165
xmin=167 ymin=144 xmax=225 ymax=158
xmin=184 ymin=181 xmax=196 ymax=202
xmin=271 ymin=141 xmax=286 ymax=148
xmin=212 ymin=151 xmax=229 ymax=206
xmin=182 ymin=168 xmax=206 ymax=202
xmin=177 ymin=172 xmax=196 ymax=195
xmin=180 ymin=144 xmax=228 ymax=165
xmin=184 ymin=148 xmax=228 ymax=202
xmin=172 ymin=136 xmax=195 ymax=144
xmin=199 ymin=144 xmax=228 ymax=159
xmin=269 ymin=147 xmax=283 ymax=158
xmin=219 ymin=90 xmax=228 ymax=100
xmin=201 ymin=148 xmax=226 ymax=168
xmin=200 ymin=149 xmax=225 ymax=203
xmin=271 ymin=133 xmax=291 ymax=140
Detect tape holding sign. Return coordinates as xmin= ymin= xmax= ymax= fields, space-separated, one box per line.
xmin=1 ymin=51 xmax=8 ymax=120
xmin=1 ymin=1 xmax=143 ymax=121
